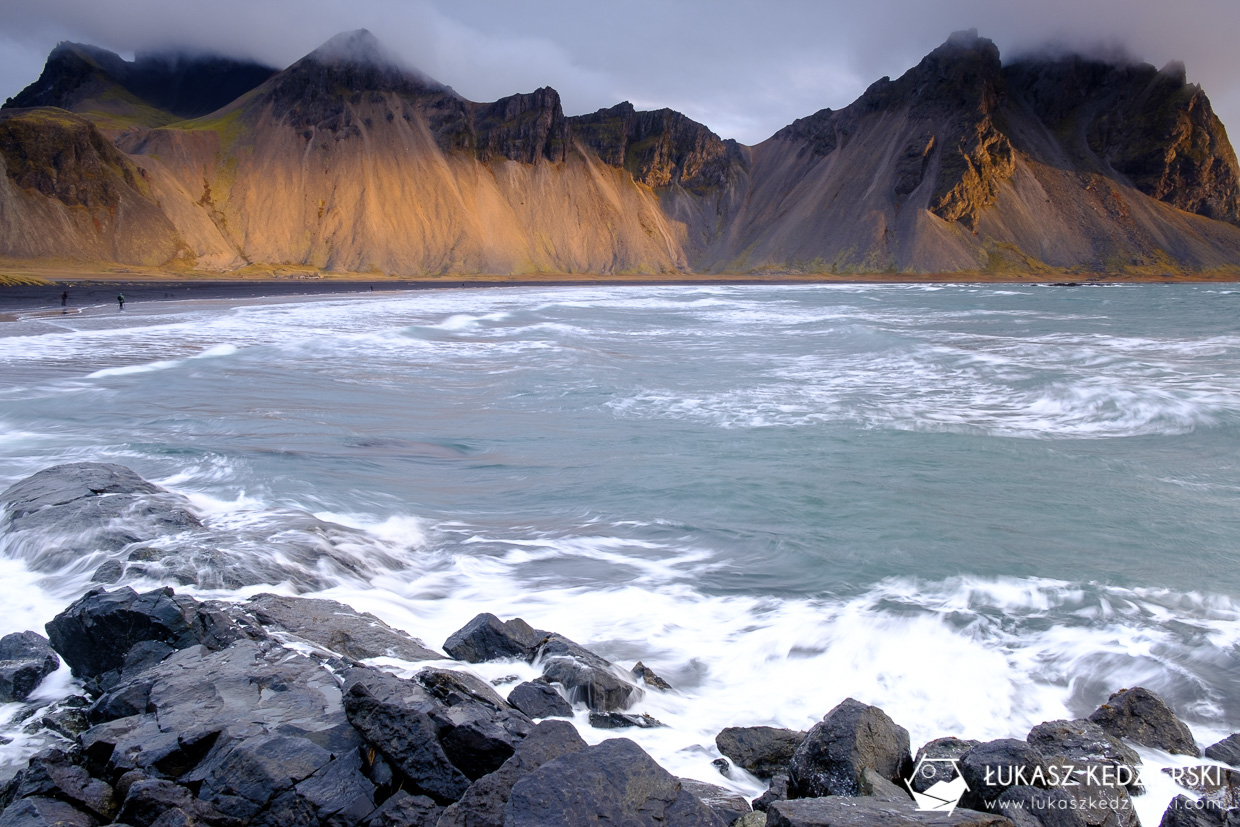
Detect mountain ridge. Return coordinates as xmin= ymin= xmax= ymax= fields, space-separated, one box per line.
xmin=1 ymin=29 xmax=1238 ymax=277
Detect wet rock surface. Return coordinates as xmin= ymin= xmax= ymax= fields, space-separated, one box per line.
xmin=0 ymin=633 xmax=60 ymax=703
xmin=1088 ymin=687 xmax=1200 ymax=757
xmin=788 ymin=698 xmax=914 ymax=798
xmin=717 ymin=726 xmax=807 ymax=781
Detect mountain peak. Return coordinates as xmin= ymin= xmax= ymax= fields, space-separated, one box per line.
xmin=307 ymin=29 xmax=387 ymax=66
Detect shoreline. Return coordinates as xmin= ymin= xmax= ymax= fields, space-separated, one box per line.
xmin=1 ymin=269 xmax=1236 ymax=316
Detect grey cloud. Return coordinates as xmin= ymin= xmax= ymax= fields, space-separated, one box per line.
xmin=1 ymin=0 xmax=1237 ymax=145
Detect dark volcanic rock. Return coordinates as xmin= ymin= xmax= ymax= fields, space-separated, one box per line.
xmin=1088 ymin=687 xmax=1200 ymax=756
xmin=246 ymin=593 xmax=442 ymax=662
xmin=1205 ymin=734 xmax=1240 ymax=766
xmin=473 ymin=87 xmax=570 ymax=164
xmin=716 ymin=726 xmax=807 ymax=780
xmin=362 ymin=791 xmax=441 ymax=827
xmin=765 ymin=796 xmax=1011 ymax=826
xmin=415 ymin=667 xmax=509 ymax=711
xmin=788 ymin=698 xmax=914 ymax=798
xmin=504 ymin=737 xmax=726 ymax=826
xmin=437 ymin=719 xmax=585 ymax=827
xmin=10 ymin=749 xmax=116 ymax=822
xmin=0 ymin=796 xmax=99 ymax=827
xmin=442 ymin=613 xmax=544 ymax=663
xmin=0 ymin=632 xmax=60 ymax=702
xmin=958 ymin=739 xmax=1049 ymax=813
xmin=534 ymin=634 xmax=642 ymax=712
xmin=910 ymin=737 xmax=981 ymax=793
xmin=505 ymin=681 xmax=572 ymax=719
xmin=679 ymin=778 xmax=752 ymax=825
xmin=630 ymin=661 xmax=673 ymax=691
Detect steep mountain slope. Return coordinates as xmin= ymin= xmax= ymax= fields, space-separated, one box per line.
xmin=1 ymin=28 xmax=1238 ymax=276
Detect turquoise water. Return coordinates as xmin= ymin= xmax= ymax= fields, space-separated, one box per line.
xmin=2 ymin=283 xmax=1239 ymax=814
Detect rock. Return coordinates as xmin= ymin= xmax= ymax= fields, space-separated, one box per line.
xmin=44 ymin=587 xmax=237 ymax=682
xmin=910 ymin=737 xmax=980 ymax=794
xmin=716 ymin=726 xmax=807 ymax=780
xmin=9 ymin=749 xmax=116 ymax=822
xmin=858 ymin=767 xmax=911 ymax=802
xmin=437 ymin=719 xmax=585 ymax=827
xmin=1157 ymin=794 xmax=1234 ymax=827
xmin=504 ymin=737 xmax=727 ymax=826
xmin=958 ymin=740 xmax=1049 ymax=813
xmin=505 ymin=681 xmax=572 ymax=719
xmin=754 ymin=775 xmax=791 ymax=812
xmin=362 ymin=791 xmax=441 ymax=827
xmin=1088 ymin=687 xmax=1200 ymax=756
xmin=289 ymin=748 xmax=376 ymax=827
xmin=679 ymin=778 xmax=753 ymax=824
xmin=244 ymin=593 xmax=443 ymax=662
xmin=115 ymin=778 xmax=227 ymax=827
xmin=587 ymin=711 xmax=664 ymax=729
xmin=1160 ymin=765 xmax=1240 ymax=812
xmin=0 ymin=632 xmax=60 ymax=702
xmin=1027 ymin=719 xmax=1140 ymax=771
xmin=0 ymin=796 xmax=98 ymax=827
xmin=765 ymin=796 xmax=1012 ymax=826
xmin=712 ymin=757 xmax=731 ymax=776
xmin=1205 ymin=735 xmax=1240 ymax=767
xmin=181 ymin=732 xmax=333 ymax=820
xmin=1026 ymin=718 xmax=1144 ymax=819
xmin=788 ymin=698 xmax=914 ymax=798
xmin=993 ymin=786 xmax=1088 ymax=827
xmin=442 ymin=614 xmax=544 ymax=663
xmin=534 ymin=634 xmax=642 ymax=712
xmin=415 ymin=667 xmax=508 ymax=711
xmin=90 ymin=561 xmax=123 ymax=584
xmin=631 ymin=661 xmax=673 ymax=691
xmin=0 ymin=463 xmax=201 ymax=570
xmin=735 ymin=814 xmax=769 ymax=827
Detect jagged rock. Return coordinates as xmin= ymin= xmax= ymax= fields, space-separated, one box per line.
xmin=534 ymin=634 xmax=642 ymax=712
xmin=1026 ymin=717 xmax=1143 ymax=816
xmin=0 ymin=632 xmax=60 ymax=702
xmin=679 ymin=778 xmax=753 ymax=824
xmin=114 ymin=778 xmax=228 ymax=827
xmin=1088 ymin=687 xmax=1200 ymax=756
xmin=44 ymin=587 xmax=239 ymax=682
xmin=958 ymin=740 xmax=1049 ymax=813
xmin=362 ymin=791 xmax=441 ymax=827
xmin=415 ymin=667 xmax=509 ymax=711
xmin=631 ymin=661 xmax=673 ymax=691
xmin=0 ymin=464 xmax=200 ymax=569
xmin=9 ymin=749 xmax=116 ymax=822
xmin=505 ymin=681 xmax=572 ymax=719
xmin=765 ymin=796 xmax=1012 ymax=826
xmin=993 ymin=786 xmax=1087 ymax=827
xmin=473 ymin=87 xmax=570 ymax=164
xmin=442 ymin=614 xmax=544 ymax=663
xmin=0 ymin=796 xmax=99 ymax=827
xmin=244 ymin=593 xmax=443 ymax=662
xmin=586 ymin=711 xmax=664 ymax=729
xmin=754 ymin=775 xmax=791 ymax=812
xmin=36 ymin=696 xmax=91 ymax=740
xmin=504 ymin=737 xmax=726 ymax=826
xmin=437 ymin=719 xmax=585 ymax=827
xmin=716 ymin=726 xmax=807 ymax=780
xmin=1157 ymin=794 xmax=1235 ymax=827
xmin=910 ymin=737 xmax=980 ymax=794
xmin=788 ymin=698 xmax=914 ymax=798
xmin=1205 ymin=735 xmax=1240 ymax=766
xmin=181 ymin=733 xmax=334 ymax=820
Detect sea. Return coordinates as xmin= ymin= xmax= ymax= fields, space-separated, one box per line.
xmin=2 ymin=282 xmax=1239 ymax=822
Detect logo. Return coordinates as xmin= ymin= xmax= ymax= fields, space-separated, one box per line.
xmin=905 ymin=757 xmax=969 ymax=814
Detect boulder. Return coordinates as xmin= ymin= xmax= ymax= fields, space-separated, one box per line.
xmin=362 ymin=791 xmax=441 ymax=827
xmin=534 ymin=634 xmax=642 ymax=712
xmin=244 ymin=593 xmax=443 ymax=662
xmin=1087 ymin=687 xmax=1199 ymax=756
xmin=787 ymin=698 xmax=913 ymax=798
xmin=587 ymin=711 xmax=664 ymax=729
xmin=679 ymin=778 xmax=753 ymax=824
xmin=415 ymin=667 xmax=509 ymax=711
xmin=957 ymin=740 xmax=1049 ymax=813
xmin=631 ymin=661 xmax=673 ymax=691
xmin=437 ymin=719 xmax=586 ymax=827
xmin=765 ymin=796 xmax=1012 ymax=826
xmin=1026 ymin=717 xmax=1143 ymax=822
xmin=993 ymin=786 xmax=1088 ymax=827
xmin=0 ymin=796 xmax=99 ymax=827
xmin=716 ymin=726 xmax=807 ymax=780
xmin=9 ymin=749 xmax=116 ymax=822
xmin=0 ymin=632 xmax=60 ymax=702
xmin=114 ymin=778 xmax=229 ymax=827
xmin=1205 ymin=735 xmax=1240 ymax=767
xmin=0 ymin=463 xmax=201 ymax=570
xmin=442 ymin=614 xmax=544 ymax=663
xmin=505 ymin=681 xmax=572 ymax=719
xmin=504 ymin=738 xmax=727 ymax=826
xmin=910 ymin=737 xmax=980 ymax=794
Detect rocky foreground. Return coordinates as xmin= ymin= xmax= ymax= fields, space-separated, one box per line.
xmin=2 ymin=465 xmax=1240 ymax=827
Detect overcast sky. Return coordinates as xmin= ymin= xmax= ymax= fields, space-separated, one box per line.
xmin=2 ymin=0 xmax=1238 ymax=146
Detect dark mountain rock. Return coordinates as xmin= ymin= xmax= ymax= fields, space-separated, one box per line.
xmin=245 ymin=593 xmax=442 ymax=662
xmin=473 ymin=87 xmax=569 ymax=163
xmin=505 ymin=681 xmax=572 ymax=719
xmin=716 ymin=726 xmax=807 ymax=780
xmin=570 ymin=101 xmax=747 ymax=191
xmin=504 ymin=737 xmax=726 ymax=826
xmin=442 ymin=613 xmax=545 ymax=663
xmin=533 ymin=633 xmax=642 ymax=712
xmin=437 ymin=719 xmax=585 ymax=827
xmin=787 ymin=698 xmax=914 ymax=798
xmin=1205 ymin=734 xmax=1240 ymax=766
xmin=0 ymin=632 xmax=60 ymax=703
xmin=1087 ymin=687 xmax=1199 ymax=756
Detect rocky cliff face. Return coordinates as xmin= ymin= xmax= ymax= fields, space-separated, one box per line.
xmin=1 ymin=29 xmax=1239 ymax=276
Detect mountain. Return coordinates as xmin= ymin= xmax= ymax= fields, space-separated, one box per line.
xmin=1 ymin=29 xmax=1238 ymax=277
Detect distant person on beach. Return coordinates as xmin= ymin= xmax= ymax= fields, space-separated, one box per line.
xmin=117 ymin=294 xmax=125 ymax=310
xmin=60 ymin=291 xmax=67 ymax=307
